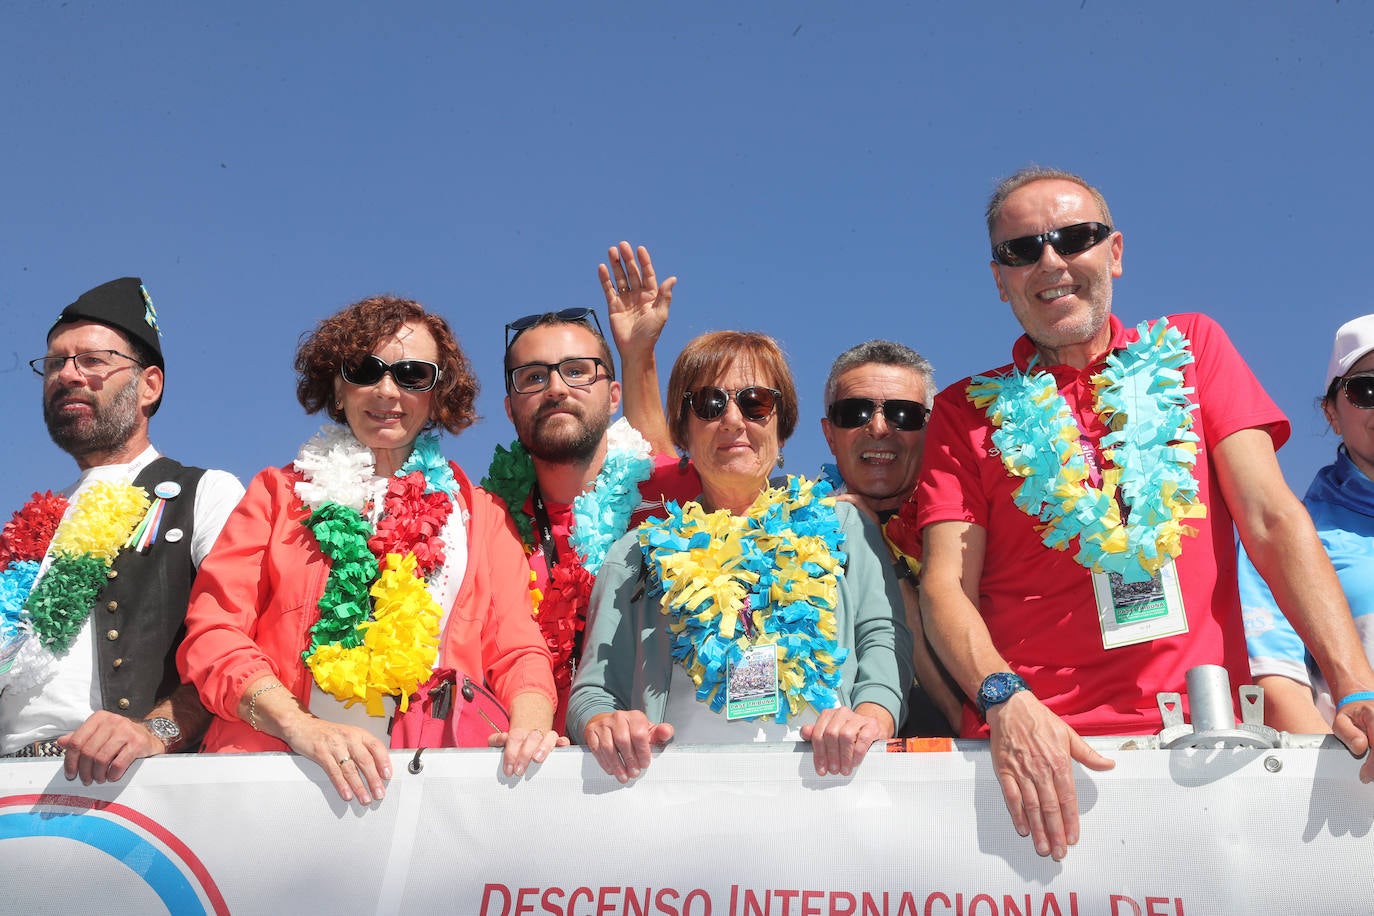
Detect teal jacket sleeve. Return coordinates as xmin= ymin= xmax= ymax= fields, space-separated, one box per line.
xmin=836 ymin=502 xmax=913 ymax=727
xmin=566 ymin=529 xmax=672 ymax=741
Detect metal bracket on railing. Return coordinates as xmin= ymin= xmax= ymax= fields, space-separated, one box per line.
xmin=1156 ymin=664 xmax=1280 ymax=749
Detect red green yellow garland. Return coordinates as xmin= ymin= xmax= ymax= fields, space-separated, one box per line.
xmin=1 ymin=483 xmax=150 ymax=690
xmin=293 ymin=426 xmax=458 ymax=716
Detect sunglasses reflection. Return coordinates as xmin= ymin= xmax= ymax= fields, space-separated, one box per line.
xmin=993 ymin=222 xmax=1113 ymax=268
xmin=686 ymin=386 xmax=781 ymax=422
xmin=826 ymin=397 xmax=929 ymax=432
xmin=341 ymin=356 xmax=441 ymax=392
xmin=1343 ymin=375 xmax=1374 ymax=409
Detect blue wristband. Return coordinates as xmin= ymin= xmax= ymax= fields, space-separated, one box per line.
xmin=1336 ymin=691 xmax=1374 ymax=710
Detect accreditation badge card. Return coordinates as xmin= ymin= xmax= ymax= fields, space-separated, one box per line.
xmin=725 ymin=643 xmax=781 ymax=720
xmin=1092 ymin=557 xmax=1188 ymax=649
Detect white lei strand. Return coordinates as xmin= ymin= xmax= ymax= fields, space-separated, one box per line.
xmin=293 ymin=425 xmax=376 ymax=512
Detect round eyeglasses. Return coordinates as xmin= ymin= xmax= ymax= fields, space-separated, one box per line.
xmin=683 ymin=386 xmax=781 ymax=422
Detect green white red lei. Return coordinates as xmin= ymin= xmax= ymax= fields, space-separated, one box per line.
xmin=481 ymin=417 xmax=653 ymax=697
xmin=293 ymin=425 xmax=460 ymax=716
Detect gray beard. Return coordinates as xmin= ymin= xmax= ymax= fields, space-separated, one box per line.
xmin=44 ymin=375 xmax=141 ymax=459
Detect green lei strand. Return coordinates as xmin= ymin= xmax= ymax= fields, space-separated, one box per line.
xmin=23 ymin=554 xmax=108 ymax=652
xmin=304 ymin=502 xmax=377 ymax=654
xmin=481 ymin=439 xmax=537 ymax=546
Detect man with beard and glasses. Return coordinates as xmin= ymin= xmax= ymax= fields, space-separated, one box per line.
xmin=911 ymin=166 xmax=1374 ymax=861
xmin=484 ymin=243 xmax=699 ymax=731
xmin=1 ymin=277 xmax=244 ymax=784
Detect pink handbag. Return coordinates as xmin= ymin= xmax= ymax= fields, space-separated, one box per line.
xmin=389 ymin=667 xmax=510 ymax=750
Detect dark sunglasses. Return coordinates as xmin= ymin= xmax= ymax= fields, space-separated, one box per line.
xmin=992 ymin=221 xmax=1114 ymax=268
xmin=683 ymin=386 xmax=782 ymax=422
xmin=827 ymin=397 xmax=929 ymax=432
xmin=504 ymin=307 xmax=604 ymax=350
xmin=1341 ymin=374 xmax=1374 ymax=410
xmin=341 ymin=355 xmax=442 ymax=392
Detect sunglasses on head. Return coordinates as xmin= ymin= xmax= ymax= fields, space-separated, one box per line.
xmin=684 ymin=386 xmax=781 ymax=422
xmin=504 ymin=307 xmax=604 ymax=350
xmin=992 ymin=221 xmax=1114 ymax=268
xmin=827 ymin=397 xmax=929 ymax=432
xmin=341 ymin=355 xmax=442 ymax=392
xmin=1340 ymin=374 xmax=1374 ymax=410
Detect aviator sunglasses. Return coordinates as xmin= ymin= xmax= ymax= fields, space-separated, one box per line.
xmin=341 ymin=355 xmax=442 ymax=392
xmin=992 ymin=221 xmax=1114 ymax=268
xmin=1340 ymin=374 xmax=1374 ymax=410
xmin=504 ymin=307 xmax=604 ymax=350
xmin=827 ymin=397 xmax=929 ymax=432
xmin=684 ymin=386 xmax=782 ymax=422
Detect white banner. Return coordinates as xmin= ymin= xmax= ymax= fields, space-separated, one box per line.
xmin=2 ymin=742 xmax=1372 ymax=915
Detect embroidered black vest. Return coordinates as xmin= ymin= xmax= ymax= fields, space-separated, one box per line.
xmin=94 ymin=457 xmax=206 ymax=718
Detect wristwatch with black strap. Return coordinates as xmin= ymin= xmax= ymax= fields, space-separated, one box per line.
xmin=976 ymin=671 xmax=1030 ymax=716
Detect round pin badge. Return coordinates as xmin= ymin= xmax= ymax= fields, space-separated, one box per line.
xmin=154 ymin=481 xmax=182 ymax=499
xmin=164 ymin=528 xmax=184 ymax=543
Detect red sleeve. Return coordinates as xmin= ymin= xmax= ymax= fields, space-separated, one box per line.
xmin=914 ymin=378 xmax=995 ymax=532
xmin=465 ymin=484 xmax=557 ymax=709
xmin=1175 ymin=312 xmax=1290 ymax=450
xmin=177 ymin=467 xmax=308 ymax=720
xmin=630 ymin=453 xmax=701 ymax=525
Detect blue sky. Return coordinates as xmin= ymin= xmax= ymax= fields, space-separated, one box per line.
xmin=2 ymin=2 xmax=1368 ymax=513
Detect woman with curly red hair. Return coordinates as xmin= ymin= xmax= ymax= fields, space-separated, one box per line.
xmin=179 ymin=296 xmax=560 ymax=805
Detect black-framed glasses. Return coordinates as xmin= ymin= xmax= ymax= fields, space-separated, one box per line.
xmin=508 ymin=357 xmax=610 ymax=394
xmin=504 ymin=307 xmax=604 ymax=350
xmin=827 ymin=397 xmax=929 ymax=431
xmin=1340 ymin=374 xmax=1374 ymax=410
xmin=29 ymin=349 xmax=144 ymax=378
xmin=684 ymin=386 xmax=782 ymax=422
xmin=341 ymin=355 xmax=442 ymax=392
xmin=992 ymin=221 xmax=1114 ymax=268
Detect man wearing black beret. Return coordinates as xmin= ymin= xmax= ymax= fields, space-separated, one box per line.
xmin=0 ymin=277 xmax=244 ymax=784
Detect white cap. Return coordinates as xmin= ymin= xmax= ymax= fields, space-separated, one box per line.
xmin=1327 ymin=314 xmax=1374 ymax=391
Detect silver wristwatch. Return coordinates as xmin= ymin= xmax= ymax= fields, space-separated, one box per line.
xmin=143 ymin=716 xmax=183 ymax=752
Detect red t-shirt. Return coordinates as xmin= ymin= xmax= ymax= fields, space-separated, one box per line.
xmin=914 ymin=313 xmax=1288 ymax=737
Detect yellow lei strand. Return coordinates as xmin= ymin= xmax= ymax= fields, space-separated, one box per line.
xmin=305 ymin=553 xmax=445 ymax=717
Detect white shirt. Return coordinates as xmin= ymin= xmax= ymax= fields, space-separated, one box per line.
xmin=0 ymin=446 xmax=244 ymax=753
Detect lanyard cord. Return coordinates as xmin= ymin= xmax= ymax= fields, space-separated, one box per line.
xmin=531 ymin=483 xmax=561 ymax=569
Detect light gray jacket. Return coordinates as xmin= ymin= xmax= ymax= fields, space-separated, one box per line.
xmin=567 ymin=501 xmax=913 ymax=741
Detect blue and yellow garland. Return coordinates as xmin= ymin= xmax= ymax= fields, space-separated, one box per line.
xmin=638 ymin=475 xmax=849 ymax=721
xmin=968 ymin=317 xmax=1205 ymax=583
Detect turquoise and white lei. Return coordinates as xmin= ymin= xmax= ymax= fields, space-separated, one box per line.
xmin=967 ymin=317 xmax=1206 ymax=583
